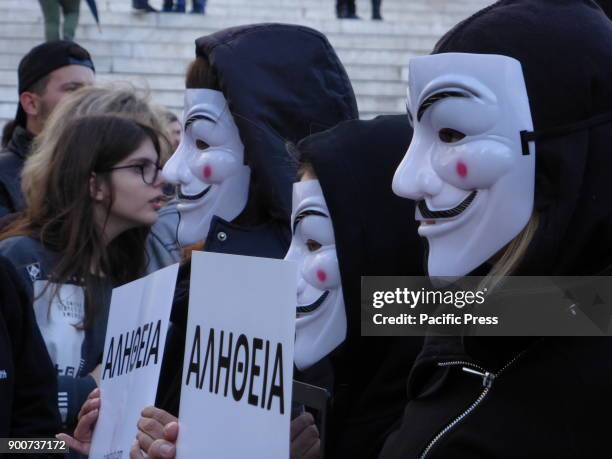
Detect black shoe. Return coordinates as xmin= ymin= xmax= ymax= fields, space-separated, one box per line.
xmin=372 ymin=13 xmax=382 ymax=20
xmin=345 ymin=13 xmax=361 ymax=19
xmin=132 ymin=1 xmax=158 ymax=12
xmin=171 ymin=4 xmax=185 ymax=12
xmin=190 ymin=8 xmax=205 ymax=13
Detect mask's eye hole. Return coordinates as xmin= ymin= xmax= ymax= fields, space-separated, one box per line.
xmin=195 ymin=139 xmax=209 ymax=150
xmin=305 ymin=239 xmax=322 ymax=252
xmin=438 ymin=128 xmax=466 ymax=143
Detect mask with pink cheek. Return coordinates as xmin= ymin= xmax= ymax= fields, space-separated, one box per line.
xmin=285 ymin=180 xmax=346 ymax=371
xmin=162 ymin=89 xmax=251 ymax=246
xmin=393 ymin=53 xmax=536 ymax=277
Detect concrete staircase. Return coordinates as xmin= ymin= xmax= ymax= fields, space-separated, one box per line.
xmin=0 ymin=0 xmax=491 ymax=127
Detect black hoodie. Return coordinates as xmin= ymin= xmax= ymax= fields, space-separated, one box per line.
xmin=0 ymin=256 xmax=60 ymax=441
xmin=297 ymin=115 xmax=425 ymax=459
xmin=156 ymin=23 xmax=358 ymax=414
xmin=380 ymin=1 xmax=612 ymax=458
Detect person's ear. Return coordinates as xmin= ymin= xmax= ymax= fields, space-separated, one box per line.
xmin=19 ymin=91 xmax=41 ymax=117
xmin=89 ymin=173 xmax=109 ymax=202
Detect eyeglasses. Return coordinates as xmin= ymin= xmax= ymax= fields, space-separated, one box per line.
xmin=104 ymin=161 xmax=162 ymax=185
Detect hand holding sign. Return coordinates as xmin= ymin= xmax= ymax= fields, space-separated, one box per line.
xmin=56 ymin=388 xmax=101 ymax=455
xmin=177 ymin=252 xmax=297 ymax=459
xmin=130 ymin=407 xmax=178 ymax=459
xmin=88 ymin=264 xmax=179 ymax=459
xmin=290 ymin=413 xmax=321 ymax=459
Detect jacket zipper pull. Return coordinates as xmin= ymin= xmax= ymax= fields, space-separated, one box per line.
xmin=462 ymin=366 xmax=495 ymax=389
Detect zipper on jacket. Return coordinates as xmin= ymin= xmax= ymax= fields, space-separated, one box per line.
xmin=419 ymin=352 xmax=526 ymax=459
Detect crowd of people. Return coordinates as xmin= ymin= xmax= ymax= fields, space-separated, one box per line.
xmin=1 ymin=0 xmax=612 ymax=458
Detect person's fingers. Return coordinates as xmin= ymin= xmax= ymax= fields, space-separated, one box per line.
xmin=73 ymin=408 xmax=99 ymax=440
xmin=129 ymin=439 xmax=146 ymax=459
xmin=56 ymin=433 xmax=89 ymax=456
xmin=303 ymin=439 xmax=321 ymax=459
xmin=148 ymin=439 xmax=176 ymax=459
xmin=291 ymin=424 xmax=319 ymax=459
xmin=88 ymin=388 xmax=101 ymax=400
xmin=141 ymin=406 xmax=178 ymax=426
xmin=137 ymin=415 xmax=165 ymax=440
xmin=77 ymin=397 xmax=100 ymax=420
xmin=163 ymin=422 xmax=179 ymax=442
xmin=290 ymin=412 xmax=315 ymax=441
xmin=136 ymin=430 xmax=156 ymax=454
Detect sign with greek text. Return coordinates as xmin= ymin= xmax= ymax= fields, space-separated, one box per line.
xmin=89 ymin=263 xmax=179 ymax=459
xmin=177 ymin=252 xmax=297 ymax=459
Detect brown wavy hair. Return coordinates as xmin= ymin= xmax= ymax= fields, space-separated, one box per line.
xmin=0 ymin=114 xmax=161 ymax=327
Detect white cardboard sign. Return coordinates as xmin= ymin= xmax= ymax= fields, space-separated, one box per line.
xmin=89 ymin=263 xmax=179 ymax=459
xmin=177 ymin=251 xmax=297 ymax=459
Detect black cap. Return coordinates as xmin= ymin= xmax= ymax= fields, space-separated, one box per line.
xmin=16 ymin=40 xmax=95 ymax=127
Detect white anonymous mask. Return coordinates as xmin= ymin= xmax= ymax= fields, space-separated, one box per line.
xmin=162 ymin=89 xmax=251 ymax=247
xmin=285 ymin=180 xmax=346 ymax=371
xmin=393 ymin=53 xmax=536 ymax=277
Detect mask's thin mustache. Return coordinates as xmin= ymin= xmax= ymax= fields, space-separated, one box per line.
xmin=418 ymin=190 xmax=478 ymax=219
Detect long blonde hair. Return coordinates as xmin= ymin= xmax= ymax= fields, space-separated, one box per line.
xmin=480 ymin=213 xmax=540 ymax=292
xmin=22 ymin=84 xmax=172 ymax=213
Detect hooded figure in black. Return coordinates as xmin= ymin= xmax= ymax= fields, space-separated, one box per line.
xmin=288 ymin=115 xmax=424 ymax=459
xmin=148 ymin=22 xmax=357 ymax=433
xmin=380 ymin=1 xmax=612 ymax=457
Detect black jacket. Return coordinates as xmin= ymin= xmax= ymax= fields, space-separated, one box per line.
xmin=380 ymin=1 xmax=612 ymax=457
xmin=156 ymin=23 xmax=358 ymax=415
xmin=296 ymin=115 xmax=425 ymax=459
xmin=0 ymin=126 xmax=32 ymax=218
xmin=0 ymin=255 xmax=60 ymax=439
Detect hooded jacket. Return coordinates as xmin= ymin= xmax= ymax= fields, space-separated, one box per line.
xmin=156 ymin=23 xmax=358 ymax=414
xmin=0 ymin=126 xmax=33 ymax=218
xmin=297 ymin=115 xmax=425 ymax=459
xmin=0 ymin=255 xmax=60 ymax=440
xmin=380 ymin=1 xmax=612 ymax=457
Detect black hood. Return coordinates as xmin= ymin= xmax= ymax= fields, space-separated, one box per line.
xmin=434 ymin=0 xmax=612 ymax=275
xmin=195 ymin=24 xmax=359 ymax=224
xmin=298 ymin=115 xmax=424 ymax=344
xmin=297 ymin=116 xmax=425 ymax=457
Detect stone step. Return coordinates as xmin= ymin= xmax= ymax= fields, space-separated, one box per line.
xmin=0 ymin=80 xmax=407 ymax=105
xmin=0 ymin=0 xmax=487 ymax=18
xmin=75 ymin=0 xmax=489 ymax=13
xmin=0 ymin=37 xmax=428 ymax=60
xmin=0 ymin=23 xmax=440 ymax=51
xmin=0 ymin=9 xmax=462 ymax=35
xmin=0 ymin=0 xmax=489 ymax=128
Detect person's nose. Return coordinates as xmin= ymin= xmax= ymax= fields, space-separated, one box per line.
xmin=392 ymin=141 xmax=443 ymax=200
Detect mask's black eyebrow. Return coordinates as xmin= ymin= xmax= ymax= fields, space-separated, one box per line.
xmin=417 ymin=91 xmax=469 ymax=122
xmin=184 ymin=113 xmax=216 ymax=129
xmin=293 ymin=209 xmax=328 ymax=234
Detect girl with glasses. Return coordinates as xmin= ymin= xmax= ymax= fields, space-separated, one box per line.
xmin=0 ymin=114 xmax=166 ymax=434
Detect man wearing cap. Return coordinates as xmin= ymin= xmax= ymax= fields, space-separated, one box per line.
xmin=0 ymin=41 xmax=95 ymax=218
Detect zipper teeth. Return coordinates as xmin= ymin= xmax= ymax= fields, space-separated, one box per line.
xmin=437 ymin=360 xmax=486 ymax=373
xmin=419 ymin=387 xmax=490 ymax=459
xmin=420 ymin=351 xmax=529 ymax=459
